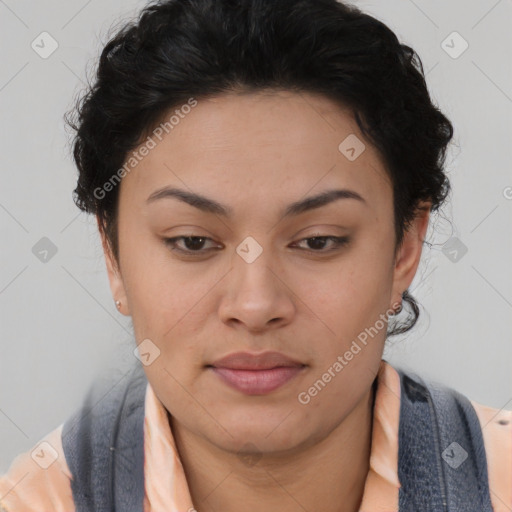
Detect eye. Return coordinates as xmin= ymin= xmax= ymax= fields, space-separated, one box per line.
xmin=163 ymin=236 xmax=221 ymax=255
xmin=163 ymin=234 xmax=350 ymax=257
xmin=292 ymin=235 xmax=350 ymax=253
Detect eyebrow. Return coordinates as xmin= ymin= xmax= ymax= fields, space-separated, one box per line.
xmin=146 ymin=186 xmax=366 ymax=218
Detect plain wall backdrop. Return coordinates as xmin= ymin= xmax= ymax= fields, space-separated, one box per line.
xmin=1 ymin=0 xmax=511 ymax=472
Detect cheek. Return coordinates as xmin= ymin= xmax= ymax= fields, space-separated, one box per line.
xmin=302 ymin=256 xmax=393 ymax=333
xmin=292 ymin=251 xmax=394 ymax=379
xmin=119 ymin=226 xmax=202 ymax=329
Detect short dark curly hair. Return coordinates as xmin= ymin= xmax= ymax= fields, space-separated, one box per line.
xmin=66 ymin=0 xmax=453 ymax=336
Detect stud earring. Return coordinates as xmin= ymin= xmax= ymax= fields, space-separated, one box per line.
xmin=115 ymin=300 xmax=121 ymax=310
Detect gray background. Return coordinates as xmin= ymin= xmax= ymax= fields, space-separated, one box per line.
xmin=1 ymin=0 xmax=511 ymax=472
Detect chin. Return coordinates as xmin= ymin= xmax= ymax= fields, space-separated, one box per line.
xmin=205 ymin=411 xmax=313 ymax=453
xmin=215 ymin=429 xmax=307 ymax=457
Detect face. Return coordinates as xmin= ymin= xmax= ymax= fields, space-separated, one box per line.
xmin=100 ymin=90 xmax=429 ymax=455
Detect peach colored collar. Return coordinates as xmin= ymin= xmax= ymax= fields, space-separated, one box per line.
xmin=142 ymin=359 xmax=401 ymax=512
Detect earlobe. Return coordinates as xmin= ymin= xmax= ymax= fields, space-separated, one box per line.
xmin=390 ymin=202 xmax=431 ymax=308
xmin=97 ymin=216 xmax=130 ymax=316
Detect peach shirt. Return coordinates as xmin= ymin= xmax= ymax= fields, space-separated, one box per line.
xmin=0 ymin=361 xmax=510 ymax=511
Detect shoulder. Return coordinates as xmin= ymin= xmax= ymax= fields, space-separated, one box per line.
xmin=0 ymin=365 xmax=149 ymax=512
xmin=391 ymin=363 xmax=512 ymax=511
xmin=0 ymin=423 xmax=75 ymax=512
xmin=471 ymin=399 xmax=512 ymax=512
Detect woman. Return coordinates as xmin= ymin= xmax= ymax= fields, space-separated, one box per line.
xmin=1 ymin=0 xmax=510 ymax=510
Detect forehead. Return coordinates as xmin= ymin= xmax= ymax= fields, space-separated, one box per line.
xmin=120 ymin=90 xmax=392 ymax=216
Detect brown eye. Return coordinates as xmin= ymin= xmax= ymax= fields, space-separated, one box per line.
xmin=293 ymin=236 xmax=350 ymax=253
xmin=163 ymin=235 xmax=350 ymax=258
xmin=163 ymin=236 xmax=219 ymax=255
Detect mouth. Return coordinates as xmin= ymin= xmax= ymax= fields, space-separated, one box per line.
xmin=206 ymin=351 xmax=306 ymax=395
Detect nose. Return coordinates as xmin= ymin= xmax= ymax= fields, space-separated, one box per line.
xmin=218 ymin=247 xmax=296 ymax=333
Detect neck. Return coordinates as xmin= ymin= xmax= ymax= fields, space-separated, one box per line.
xmin=170 ymin=382 xmax=376 ymax=512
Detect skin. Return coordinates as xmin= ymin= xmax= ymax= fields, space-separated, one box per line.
xmin=99 ymin=90 xmax=430 ymax=512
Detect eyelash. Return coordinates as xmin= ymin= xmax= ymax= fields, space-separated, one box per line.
xmin=162 ymin=235 xmax=350 ymax=256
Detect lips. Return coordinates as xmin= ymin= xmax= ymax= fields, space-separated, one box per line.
xmin=210 ymin=351 xmax=304 ymax=370
xmin=207 ymin=351 xmax=306 ymax=395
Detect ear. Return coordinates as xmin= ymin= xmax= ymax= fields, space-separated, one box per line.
xmin=96 ymin=215 xmax=130 ymax=316
xmin=390 ymin=201 xmax=431 ymax=309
